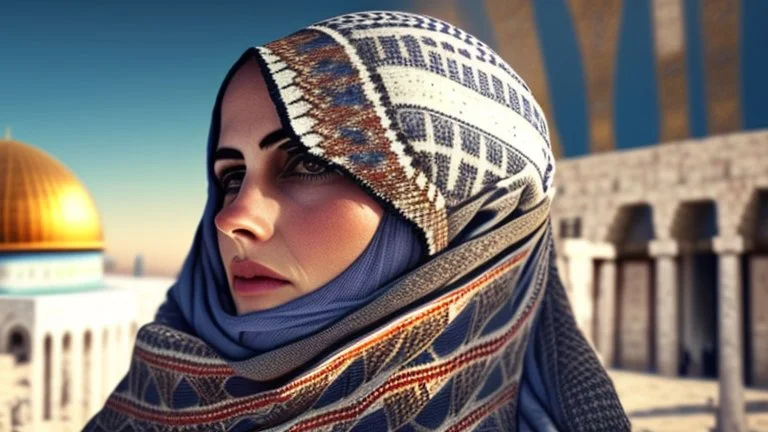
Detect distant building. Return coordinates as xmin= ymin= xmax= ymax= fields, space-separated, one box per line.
xmin=132 ymin=254 xmax=144 ymax=277
xmin=102 ymin=255 xmax=116 ymax=274
xmin=0 ymin=137 xmax=170 ymax=432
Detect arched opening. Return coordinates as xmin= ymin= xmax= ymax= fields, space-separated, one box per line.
xmin=591 ymin=260 xmax=601 ymax=345
xmin=6 ymin=326 xmax=31 ymax=364
xmin=610 ymin=204 xmax=656 ymax=372
xmin=43 ymin=334 xmax=52 ymax=420
xmin=615 ymin=204 xmax=655 ymax=255
xmin=101 ymin=328 xmax=109 ymax=400
xmin=746 ymin=190 xmax=768 ymax=387
xmin=559 ymin=219 xmax=568 ymax=239
xmin=675 ymin=200 xmax=719 ymax=379
xmin=61 ymin=333 xmax=72 ymax=421
xmin=82 ymin=330 xmax=92 ymax=423
xmin=559 ymin=217 xmax=583 ymax=239
xmin=756 ymin=191 xmax=768 ymax=246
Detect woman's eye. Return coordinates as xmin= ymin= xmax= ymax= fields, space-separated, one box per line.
xmin=218 ymin=169 xmax=245 ymax=193
xmin=283 ymin=154 xmax=337 ymax=179
xmin=293 ymin=158 xmax=328 ymax=174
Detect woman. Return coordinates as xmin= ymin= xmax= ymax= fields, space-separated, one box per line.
xmin=86 ymin=11 xmax=629 ymax=431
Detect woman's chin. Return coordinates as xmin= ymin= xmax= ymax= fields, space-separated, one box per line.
xmin=232 ymin=291 xmax=294 ymax=314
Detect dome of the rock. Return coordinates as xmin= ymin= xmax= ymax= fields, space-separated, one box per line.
xmin=0 ymin=139 xmax=103 ymax=252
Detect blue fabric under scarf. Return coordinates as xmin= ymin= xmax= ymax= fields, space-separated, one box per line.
xmin=222 ymin=210 xmax=423 ymax=353
xmin=157 ymin=204 xmax=423 ymax=360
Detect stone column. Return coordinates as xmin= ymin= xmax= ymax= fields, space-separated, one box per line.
xmin=649 ymin=239 xmax=679 ymax=376
xmin=49 ymin=333 xmax=62 ymax=426
xmin=596 ymin=258 xmax=618 ymax=366
xmin=101 ymin=328 xmax=112 ymax=403
xmin=90 ymin=328 xmax=106 ymax=421
xmin=30 ymin=335 xmax=44 ymax=430
xmin=69 ymin=332 xmax=84 ymax=429
xmin=713 ymin=235 xmax=746 ymax=432
xmin=85 ymin=330 xmax=100 ymax=424
xmin=563 ymin=239 xmax=596 ymax=342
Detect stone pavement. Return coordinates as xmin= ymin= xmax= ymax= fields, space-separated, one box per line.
xmin=609 ymin=370 xmax=768 ymax=432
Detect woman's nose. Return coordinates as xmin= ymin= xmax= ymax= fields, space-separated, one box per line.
xmin=214 ymin=186 xmax=277 ymax=244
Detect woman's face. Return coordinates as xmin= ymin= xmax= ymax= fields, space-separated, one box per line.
xmin=214 ymin=59 xmax=383 ymax=315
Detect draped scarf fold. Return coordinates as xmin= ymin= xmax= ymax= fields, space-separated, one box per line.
xmin=85 ymin=11 xmax=629 ymax=432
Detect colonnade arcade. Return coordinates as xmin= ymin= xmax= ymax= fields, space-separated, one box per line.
xmin=558 ymin=188 xmax=768 ymax=430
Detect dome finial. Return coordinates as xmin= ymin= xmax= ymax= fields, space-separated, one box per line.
xmin=3 ymin=126 xmax=10 ymax=140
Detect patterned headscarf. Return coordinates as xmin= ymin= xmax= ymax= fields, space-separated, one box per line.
xmin=86 ymin=11 xmax=629 ymax=432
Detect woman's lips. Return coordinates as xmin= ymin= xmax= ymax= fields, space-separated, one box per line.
xmin=233 ymin=276 xmax=288 ymax=295
xmin=229 ymin=259 xmax=289 ymax=296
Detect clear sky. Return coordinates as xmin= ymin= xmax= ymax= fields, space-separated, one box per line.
xmin=1 ymin=0 xmax=415 ymax=275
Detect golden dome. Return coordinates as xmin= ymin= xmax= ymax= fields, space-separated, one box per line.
xmin=0 ymin=139 xmax=103 ymax=251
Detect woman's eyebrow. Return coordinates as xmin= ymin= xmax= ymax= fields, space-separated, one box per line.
xmin=214 ymin=129 xmax=291 ymax=163
xmin=260 ymin=128 xmax=290 ymax=149
xmin=213 ymin=147 xmax=243 ymax=163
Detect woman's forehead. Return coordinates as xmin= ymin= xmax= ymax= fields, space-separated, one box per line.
xmin=218 ymin=59 xmax=281 ymax=149
xmin=220 ymin=60 xmax=267 ymax=118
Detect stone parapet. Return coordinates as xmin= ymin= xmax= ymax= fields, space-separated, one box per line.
xmin=552 ymin=129 xmax=768 ymax=243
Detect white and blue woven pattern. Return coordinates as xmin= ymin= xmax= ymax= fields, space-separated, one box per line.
xmin=258 ymin=11 xmax=555 ymax=254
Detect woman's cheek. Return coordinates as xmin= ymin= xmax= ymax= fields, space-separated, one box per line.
xmin=289 ymin=199 xmax=375 ymax=252
xmin=281 ymin=188 xmax=382 ymax=287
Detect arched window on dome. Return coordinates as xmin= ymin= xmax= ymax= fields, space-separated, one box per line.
xmin=6 ymin=326 xmax=31 ymax=364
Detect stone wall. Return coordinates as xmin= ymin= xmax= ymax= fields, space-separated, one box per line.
xmin=552 ymin=129 xmax=768 ymax=243
xmin=0 ymin=277 xmax=172 ymax=432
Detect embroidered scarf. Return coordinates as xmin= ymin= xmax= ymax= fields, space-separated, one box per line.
xmin=86 ymin=11 xmax=629 ymax=432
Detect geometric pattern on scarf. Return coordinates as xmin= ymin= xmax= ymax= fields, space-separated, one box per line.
xmin=85 ymin=227 xmax=632 ymax=431
xmin=85 ymin=224 xmax=550 ymax=432
xmin=258 ymin=11 xmax=555 ymax=255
